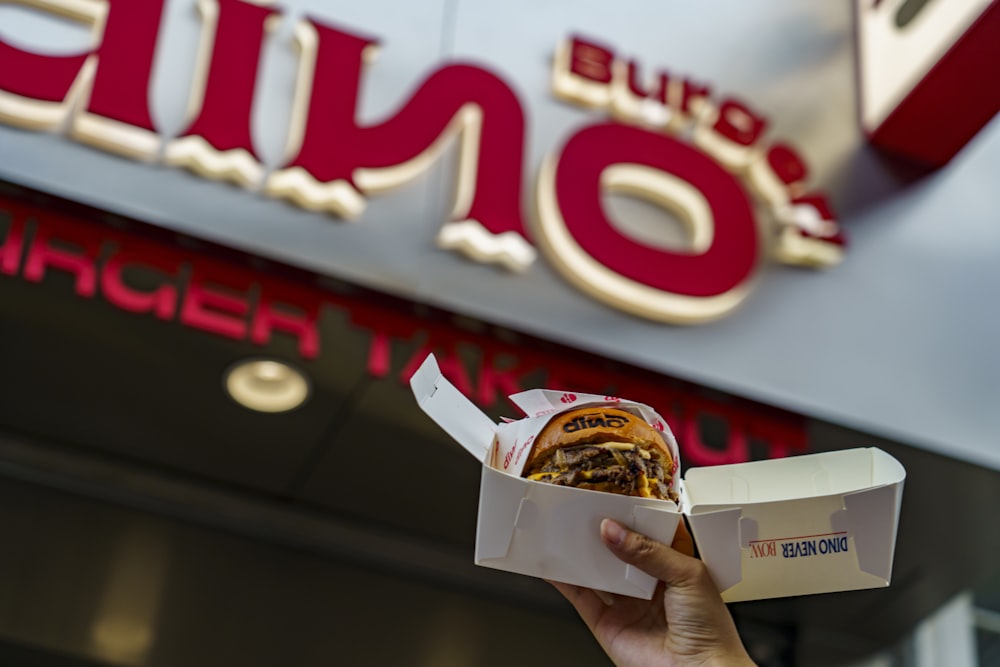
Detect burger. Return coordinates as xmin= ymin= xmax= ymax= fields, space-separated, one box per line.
xmin=522 ymin=406 xmax=678 ymax=501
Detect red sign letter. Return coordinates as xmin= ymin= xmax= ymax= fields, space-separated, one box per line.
xmin=0 ymin=0 xmax=166 ymax=159
xmin=536 ymin=122 xmax=759 ymax=323
xmin=265 ymin=18 xmax=534 ymax=271
xmin=165 ymin=0 xmax=281 ymax=187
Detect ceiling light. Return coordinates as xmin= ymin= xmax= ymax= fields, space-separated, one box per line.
xmin=224 ymin=358 xmax=311 ymax=413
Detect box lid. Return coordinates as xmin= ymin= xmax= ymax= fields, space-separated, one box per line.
xmin=681 ymin=448 xmax=905 ymax=601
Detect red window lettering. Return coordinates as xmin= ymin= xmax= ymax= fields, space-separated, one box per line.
xmin=22 ymin=226 xmax=100 ymax=297
xmin=180 ymin=274 xmax=251 ymax=341
xmin=250 ymin=296 xmax=321 ymax=359
xmin=101 ymin=255 xmax=181 ymax=321
xmin=0 ymin=208 xmax=28 ymax=275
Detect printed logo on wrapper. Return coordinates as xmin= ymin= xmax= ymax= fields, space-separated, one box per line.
xmin=503 ymin=435 xmax=536 ymax=470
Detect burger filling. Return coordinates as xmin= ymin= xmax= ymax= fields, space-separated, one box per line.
xmin=525 ymin=441 xmax=676 ymax=501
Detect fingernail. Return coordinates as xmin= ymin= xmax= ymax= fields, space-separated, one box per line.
xmin=594 ymin=590 xmax=616 ymax=606
xmin=601 ymin=518 xmax=627 ymax=546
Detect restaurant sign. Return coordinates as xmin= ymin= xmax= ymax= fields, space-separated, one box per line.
xmin=0 ymin=190 xmax=809 ymax=468
xmin=0 ymin=0 xmax=846 ymax=324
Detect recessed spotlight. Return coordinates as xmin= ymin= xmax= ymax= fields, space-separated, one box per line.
xmin=224 ymin=359 xmax=311 ymax=413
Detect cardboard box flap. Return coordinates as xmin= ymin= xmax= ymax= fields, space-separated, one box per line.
xmin=475 ymin=465 xmax=681 ymax=599
xmin=844 ymin=482 xmax=904 ymax=580
xmin=681 ymin=448 xmax=906 ymax=602
xmin=474 ymin=467 xmax=525 ymax=561
xmin=680 ymin=506 xmax=745 ymax=592
xmin=683 ymin=448 xmax=904 ymax=508
xmin=410 ymin=354 xmax=496 ymax=463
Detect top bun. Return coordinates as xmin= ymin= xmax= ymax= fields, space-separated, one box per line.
xmin=524 ymin=406 xmax=673 ymax=472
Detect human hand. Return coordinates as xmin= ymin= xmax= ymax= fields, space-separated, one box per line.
xmin=550 ymin=519 xmax=756 ymax=667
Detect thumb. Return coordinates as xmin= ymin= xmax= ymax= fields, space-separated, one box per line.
xmin=600 ymin=518 xmax=702 ymax=588
xmin=600 ymin=519 xmax=753 ymax=665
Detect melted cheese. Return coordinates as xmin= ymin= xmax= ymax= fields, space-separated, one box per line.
xmin=637 ymin=472 xmax=651 ymax=498
xmin=526 ymin=471 xmax=561 ymax=481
